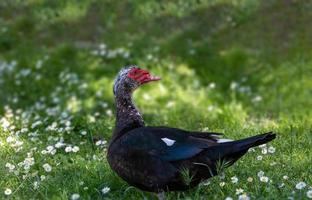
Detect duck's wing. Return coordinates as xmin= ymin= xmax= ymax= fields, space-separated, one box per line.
xmin=121 ymin=126 xmax=219 ymax=162
xmin=122 ymin=126 xmax=275 ymax=163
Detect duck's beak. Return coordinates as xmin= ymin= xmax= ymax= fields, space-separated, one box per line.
xmin=140 ymin=74 xmax=161 ymax=84
xmin=149 ymin=75 xmax=161 ymax=82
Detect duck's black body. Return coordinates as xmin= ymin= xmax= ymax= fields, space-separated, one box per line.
xmin=108 ymin=126 xmax=275 ymax=192
xmin=107 ymin=66 xmax=276 ymax=193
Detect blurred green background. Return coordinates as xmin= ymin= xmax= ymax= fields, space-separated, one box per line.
xmin=0 ymin=0 xmax=311 ymax=199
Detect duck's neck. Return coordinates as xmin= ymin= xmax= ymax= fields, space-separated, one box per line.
xmin=113 ymin=88 xmax=144 ymax=138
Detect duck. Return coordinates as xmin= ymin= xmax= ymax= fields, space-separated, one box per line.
xmin=107 ymin=66 xmax=276 ymax=198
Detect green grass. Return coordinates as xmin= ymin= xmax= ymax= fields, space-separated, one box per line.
xmin=0 ymin=0 xmax=311 ymax=199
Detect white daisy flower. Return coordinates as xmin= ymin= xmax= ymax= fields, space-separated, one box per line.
xmin=101 ymin=186 xmax=110 ymax=194
xmin=33 ymin=181 xmax=39 ymax=189
xmin=230 ymin=82 xmax=238 ymax=90
xmin=55 ymin=141 xmax=65 ymax=148
xmin=209 ymin=82 xmax=216 ymax=89
xmin=248 ymin=148 xmax=255 ymax=152
xmin=5 ymin=163 xmax=15 ymax=171
xmin=236 ymin=188 xmax=244 ymax=195
xmin=295 ymin=182 xmax=306 ymax=190
xmin=231 ymin=176 xmax=238 ymax=184
xmin=42 ymin=163 xmax=52 ymax=172
xmin=225 ymin=197 xmax=233 ymax=200
xmin=238 ymin=193 xmax=250 ymax=200
xmin=71 ymin=193 xmax=80 ymax=200
xmin=260 ymin=176 xmax=269 ymax=183
xmin=46 ymin=145 xmax=54 ymax=152
xmin=252 ymin=95 xmax=262 ymax=103
xmin=65 ymin=146 xmax=72 ymax=153
xmin=4 ymin=188 xmax=12 ymax=195
xmin=95 ymin=140 xmax=107 ymax=146
xmin=41 ymin=150 xmax=48 ymax=155
xmin=259 ymin=144 xmax=266 ymax=148
xmin=106 ymin=109 xmax=112 ymax=116
xmin=261 ymin=148 xmax=268 ymax=154
xmin=307 ymin=190 xmax=312 ymax=199
xmin=50 ymin=149 xmax=57 ymax=155
xmin=72 ymin=146 xmax=80 ymax=153
xmin=40 ymin=175 xmax=46 ymax=181
xmin=268 ymin=146 xmax=275 ymax=153
xmin=257 ymin=171 xmax=264 ymax=177
xmin=6 ymin=136 xmax=15 ymax=143
xmin=247 ymin=177 xmax=253 ymax=182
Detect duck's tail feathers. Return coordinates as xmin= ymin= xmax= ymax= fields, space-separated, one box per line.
xmin=208 ymin=132 xmax=276 ymax=167
xmin=232 ymin=132 xmax=276 ymax=150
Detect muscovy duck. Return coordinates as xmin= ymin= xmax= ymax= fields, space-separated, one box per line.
xmin=107 ymin=66 xmax=276 ymax=197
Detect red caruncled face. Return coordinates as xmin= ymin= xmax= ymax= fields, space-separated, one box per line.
xmin=127 ymin=68 xmax=161 ymax=84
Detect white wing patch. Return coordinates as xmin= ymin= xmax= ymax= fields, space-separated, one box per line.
xmin=161 ymin=138 xmax=176 ymax=146
xmin=210 ymin=134 xmax=220 ymax=137
xmin=217 ymin=138 xmax=234 ymax=143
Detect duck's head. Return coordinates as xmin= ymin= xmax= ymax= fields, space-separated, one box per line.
xmin=113 ymin=66 xmax=161 ymax=96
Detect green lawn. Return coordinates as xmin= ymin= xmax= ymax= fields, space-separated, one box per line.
xmin=0 ymin=0 xmax=311 ymax=199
